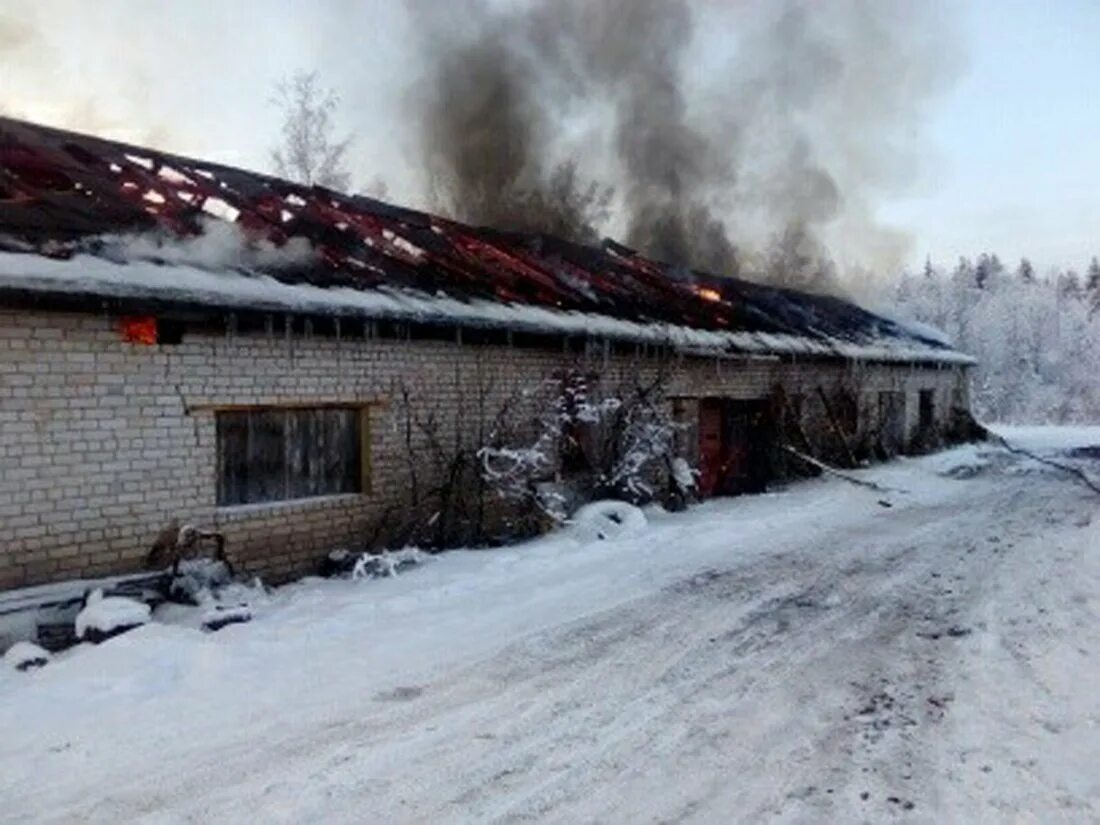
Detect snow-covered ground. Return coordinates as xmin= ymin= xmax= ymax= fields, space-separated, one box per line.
xmin=1 ymin=427 xmax=1098 ymax=823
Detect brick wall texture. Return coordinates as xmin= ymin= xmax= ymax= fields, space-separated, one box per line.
xmin=0 ymin=309 xmax=971 ymax=590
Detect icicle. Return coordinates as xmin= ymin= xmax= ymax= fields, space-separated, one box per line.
xmin=332 ymin=317 xmax=342 ymax=374
xmin=284 ymin=313 xmax=294 ymax=366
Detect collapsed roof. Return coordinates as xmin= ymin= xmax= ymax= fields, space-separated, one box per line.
xmin=0 ymin=117 xmax=970 ymax=364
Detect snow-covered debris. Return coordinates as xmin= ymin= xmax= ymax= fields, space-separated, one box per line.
xmin=671 ymin=458 xmax=698 ymax=493
xmin=169 ymin=557 xmax=234 ymax=605
xmin=3 ymin=641 xmax=51 ymax=672
xmin=201 ymin=605 xmax=252 ymax=633
xmin=351 ymin=548 xmax=429 ymax=580
xmin=74 ymin=590 xmax=151 ymax=642
xmin=570 ymin=500 xmax=648 ymax=542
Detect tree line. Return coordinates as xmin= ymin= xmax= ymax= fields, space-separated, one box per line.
xmin=893 ymin=254 xmax=1100 ymax=423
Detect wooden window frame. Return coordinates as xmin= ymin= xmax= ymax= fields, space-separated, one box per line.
xmin=212 ymin=402 xmax=374 ymax=507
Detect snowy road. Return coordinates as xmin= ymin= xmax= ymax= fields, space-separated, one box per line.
xmin=2 ymin=429 xmax=1099 ymax=823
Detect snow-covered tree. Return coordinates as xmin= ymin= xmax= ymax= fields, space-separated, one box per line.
xmin=894 ymin=256 xmax=1100 ymax=423
xmin=1086 ymin=257 xmax=1100 ymax=312
xmin=1058 ymin=269 xmax=1082 ymax=298
xmin=270 ymin=71 xmax=352 ymax=191
xmin=1087 ymin=257 xmax=1100 ymax=292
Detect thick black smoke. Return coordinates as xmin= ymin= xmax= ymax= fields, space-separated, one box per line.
xmin=413 ymin=5 xmax=611 ymax=244
xmin=409 ymin=0 xmax=959 ymax=289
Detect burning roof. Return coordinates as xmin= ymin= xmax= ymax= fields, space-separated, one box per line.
xmin=0 ymin=117 xmax=968 ymax=363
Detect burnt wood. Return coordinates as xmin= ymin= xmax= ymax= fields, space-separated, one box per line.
xmin=0 ymin=116 xmax=959 ymax=360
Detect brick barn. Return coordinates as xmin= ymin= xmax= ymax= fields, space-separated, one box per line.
xmin=0 ymin=118 xmax=974 ymax=591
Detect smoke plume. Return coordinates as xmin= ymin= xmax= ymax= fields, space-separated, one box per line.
xmin=412 ymin=4 xmax=612 ymax=244
xmin=409 ymin=0 xmax=960 ymax=289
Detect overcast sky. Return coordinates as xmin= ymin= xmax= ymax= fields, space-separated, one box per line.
xmin=2 ymin=0 xmax=1099 ymax=275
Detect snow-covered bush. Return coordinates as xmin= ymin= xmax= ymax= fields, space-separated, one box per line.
xmin=376 ymin=365 xmax=694 ymax=551
xmin=479 ymin=370 xmax=692 ymax=522
xmin=478 ymin=377 xmax=584 ymax=524
xmin=599 ymin=389 xmax=683 ymax=500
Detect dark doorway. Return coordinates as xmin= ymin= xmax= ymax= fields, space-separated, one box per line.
xmin=877 ymin=391 xmax=907 ymax=455
xmin=697 ymin=398 xmax=774 ymax=497
xmin=918 ymin=389 xmax=935 ymax=430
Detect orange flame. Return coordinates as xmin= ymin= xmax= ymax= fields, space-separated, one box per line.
xmin=695 ymin=286 xmax=722 ymax=303
xmin=120 ymin=316 xmax=158 ymax=345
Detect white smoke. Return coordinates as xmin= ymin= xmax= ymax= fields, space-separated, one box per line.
xmin=94 ymin=219 xmax=317 ymax=273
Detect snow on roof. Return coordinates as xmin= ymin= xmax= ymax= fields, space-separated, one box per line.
xmin=0 ymin=116 xmax=973 ymax=365
xmin=0 ymin=250 xmax=973 ymax=364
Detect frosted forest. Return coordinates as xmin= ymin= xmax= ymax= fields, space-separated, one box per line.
xmin=889 ymin=255 xmax=1100 ymax=424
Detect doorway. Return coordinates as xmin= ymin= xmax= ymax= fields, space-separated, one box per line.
xmin=878 ymin=391 xmax=907 ymax=455
xmin=697 ymin=398 xmax=773 ymax=497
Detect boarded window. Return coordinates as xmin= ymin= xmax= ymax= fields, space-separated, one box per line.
xmin=216 ymin=408 xmax=362 ymax=506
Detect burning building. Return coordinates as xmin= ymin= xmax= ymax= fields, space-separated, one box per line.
xmin=0 ymin=117 xmax=973 ymax=590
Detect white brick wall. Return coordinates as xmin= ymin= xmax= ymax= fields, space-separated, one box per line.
xmin=0 ymin=309 xmax=970 ymax=589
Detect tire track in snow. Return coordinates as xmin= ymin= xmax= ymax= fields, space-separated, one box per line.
xmin=21 ymin=459 xmax=1098 ymax=824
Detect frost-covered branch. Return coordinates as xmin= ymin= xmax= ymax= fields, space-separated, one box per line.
xmin=479 ymin=369 xmax=693 ymax=517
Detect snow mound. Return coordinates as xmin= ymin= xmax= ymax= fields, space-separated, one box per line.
xmin=3 ymin=641 xmax=51 ymax=672
xmin=570 ymin=501 xmax=648 ymax=542
xmin=923 ymin=444 xmax=994 ymax=479
xmin=992 ymin=425 xmax=1100 ymax=455
xmin=75 ymin=590 xmax=151 ymax=641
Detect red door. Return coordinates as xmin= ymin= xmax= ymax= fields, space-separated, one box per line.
xmin=698 ymin=398 xmax=770 ymax=497
xmin=698 ymin=399 xmax=725 ymax=496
